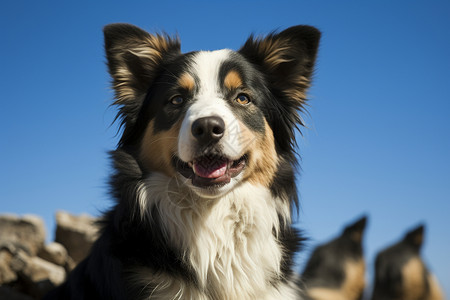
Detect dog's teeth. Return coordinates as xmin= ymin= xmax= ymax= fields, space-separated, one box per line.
xmin=188 ymin=162 xmax=193 ymax=168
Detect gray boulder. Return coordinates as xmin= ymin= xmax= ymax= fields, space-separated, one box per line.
xmin=0 ymin=214 xmax=46 ymax=256
xmin=54 ymin=211 xmax=98 ymax=264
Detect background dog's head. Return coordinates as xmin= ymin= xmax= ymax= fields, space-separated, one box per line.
xmin=301 ymin=215 xmax=367 ymax=300
xmin=372 ymin=224 xmax=444 ymax=300
xmin=104 ymin=23 xmax=320 ymax=198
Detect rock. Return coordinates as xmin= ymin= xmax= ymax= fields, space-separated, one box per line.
xmin=64 ymin=255 xmax=76 ymax=273
xmin=0 ymin=248 xmax=17 ymax=284
xmin=0 ymin=214 xmax=46 ymax=256
xmin=20 ymin=256 xmax=66 ymax=298
xmin=38 ymin=241 xmax=76 ymax=273
xmin=9 ymin=248 xmax=30 ymax=273
xmin=8 ymin=248 xmax=66 ymax=299
xmin=38 ymin=242 xmax=68 ymax=267
xmin=54 ymin=211 xmax=98 ymax=264
xmin=0 ymin=211 xmax=98 ymax=299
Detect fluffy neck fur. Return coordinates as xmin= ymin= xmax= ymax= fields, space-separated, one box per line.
xmin=129 ymin=172 xmax=295 ymax=299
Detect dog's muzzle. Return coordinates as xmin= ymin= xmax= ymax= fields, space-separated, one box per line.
xmin=174 ymin=116 xmax=246 ymax=188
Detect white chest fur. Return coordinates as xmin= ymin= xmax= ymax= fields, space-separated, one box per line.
xmin=133 ymin=174 xmax=299 ymax=299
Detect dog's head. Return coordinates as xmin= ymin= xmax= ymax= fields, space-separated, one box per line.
xmin=301 ymin=216 xmax=367 ymax=300
xmin=104 ymin=24 xmax=320 ymax=198
xmin=371 ymin=224 xmax=443 ymax=300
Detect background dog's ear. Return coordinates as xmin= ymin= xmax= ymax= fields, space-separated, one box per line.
xmin=403 ymin=224 xmax=425 ymax=252
xmin=104 ymin=23 xmax=180 ymax=126
xmin=343 ymin=215 xmax=368 ymax=244
xmin=239 ymin=25 xmax=320 ymax=106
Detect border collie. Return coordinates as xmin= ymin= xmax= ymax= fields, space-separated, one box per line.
xmin=372 ymin=224 xmax=444 ymax=300
xmin=45 ymin=23 xmax=320 ymax=299
xmin=301 ymin=216 xmax=367 ymax=300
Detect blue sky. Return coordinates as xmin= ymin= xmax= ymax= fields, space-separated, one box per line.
xmin=1 ymin=0 xmax=449 ymax=296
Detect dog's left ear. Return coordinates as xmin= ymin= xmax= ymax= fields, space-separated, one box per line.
xmin=239 ymin=25 xmax=320 ymax=105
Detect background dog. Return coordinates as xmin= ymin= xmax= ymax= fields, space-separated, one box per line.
xmin=301 ymin=215 xmax=367 ymax=300
xmin=371 ymin=224 xmax=444 ymax=300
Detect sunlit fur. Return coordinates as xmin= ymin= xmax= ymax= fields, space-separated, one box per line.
xmin=45 ymin=23 xmax=320 ymax=300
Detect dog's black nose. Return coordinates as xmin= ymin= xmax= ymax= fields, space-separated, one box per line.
xmin=191 ymin=116 xmax=225 ymax=146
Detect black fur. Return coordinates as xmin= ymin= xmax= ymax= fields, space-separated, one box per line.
xmin=45 ymin=23 xmax=320 ymax=299
xmin=371 ymin=224 xmax=432 ymax=300
xmin=301 ymin=215 xmax=367 ymax=299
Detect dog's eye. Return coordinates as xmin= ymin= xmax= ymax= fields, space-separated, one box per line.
xmin=235 ymin=94 xmax=251 ymax=105
xmin=171 ymin=96 xmax=184 ymax=106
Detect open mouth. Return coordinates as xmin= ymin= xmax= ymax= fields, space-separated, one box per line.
xmin=173 ymin=154 xmax=247 ymax=188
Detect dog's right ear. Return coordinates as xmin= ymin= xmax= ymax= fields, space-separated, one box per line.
xmin=104 ymin=23 xmax=180 ymax=125
xmin=403 ymin=224 xmax=425 ymax=252
xmin=343 ymin=215 xmax=368 ymax=244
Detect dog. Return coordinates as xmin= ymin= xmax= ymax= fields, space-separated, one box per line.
xmin=300 ymin=215 xmax=367 ymax=300
xmin=371 ymin=224 xmax=444 ymax=300
xmin=44 ymin=23 xmax=320 ymax=299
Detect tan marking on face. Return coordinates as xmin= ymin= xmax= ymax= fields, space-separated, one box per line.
xmin=240 ymin=120 xmax=278 ymax=187
xmin=139 ymin=120 xmax=181 ymax=177
xmin=178 ymin=73 xmax=195 ymax=92
xmin=402 ymin=257 xmax=427 ymax=300
xmin=224 ymin=70 xmax=243 ymax=90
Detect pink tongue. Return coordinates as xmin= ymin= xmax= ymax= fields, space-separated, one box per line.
xmin=193 ymin=159 xmax=228 ymax=178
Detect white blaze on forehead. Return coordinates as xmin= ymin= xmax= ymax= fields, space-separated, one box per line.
xmin=192 ymin=49 xmax=230 ymax=94
xmin=178 ymin=50 xmax=243 ymax=162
